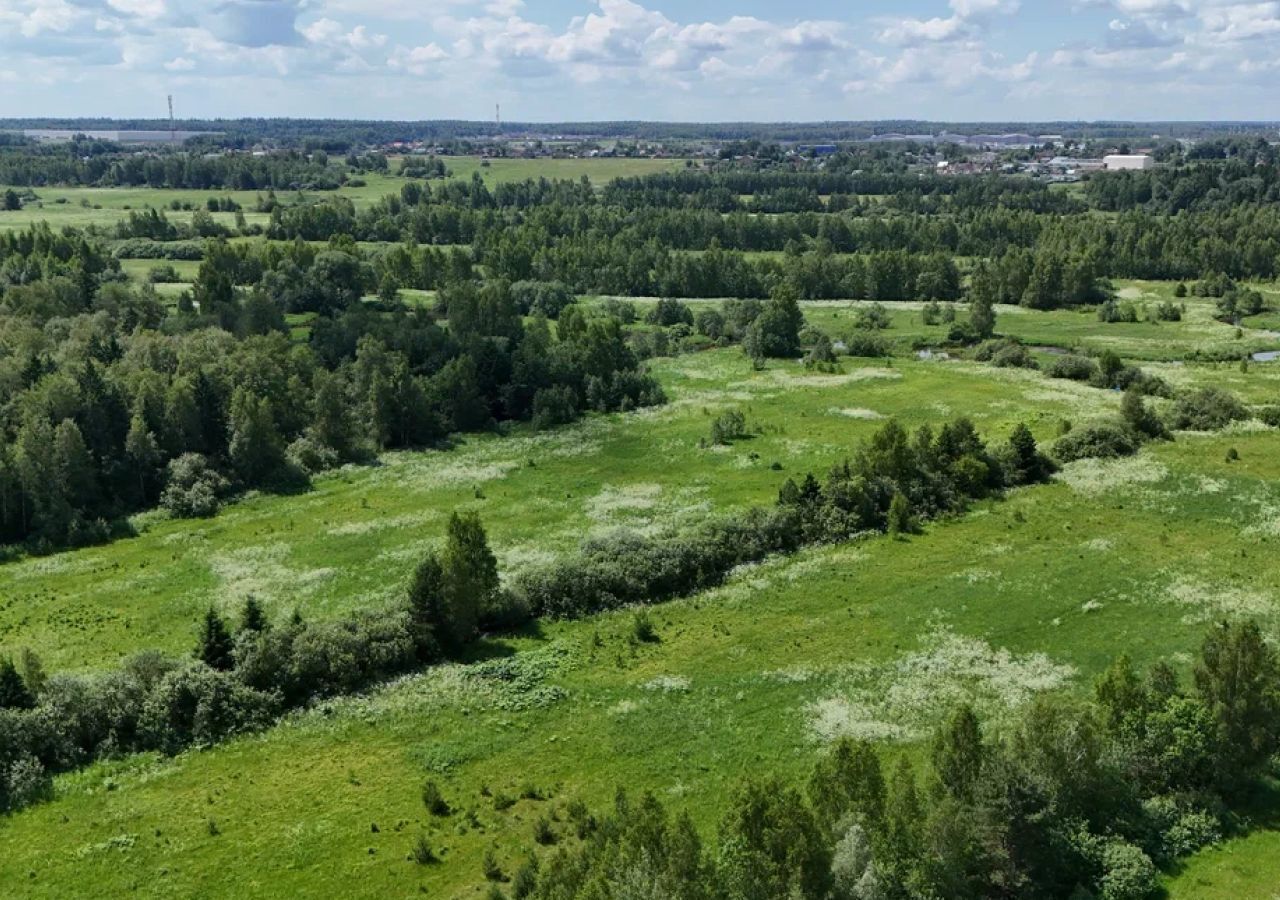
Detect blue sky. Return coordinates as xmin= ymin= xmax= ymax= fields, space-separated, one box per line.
xmin=3 ymin=1 xmax=1280 ymax=122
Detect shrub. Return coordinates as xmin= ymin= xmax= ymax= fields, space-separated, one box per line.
xmin=160 ymin=454 xmax=229 ymax=519
xmin=147 ymin=264 xmax=182 ymax=284
xmin=1097 ymin=299 xmax=1138 ymax=323
xmin=1098 ymin=841 xmax=1159 ymax=900
xmin=422 ymin=779 xmax=451 ymax=816
xmin=1053 ymin=421 xmax=1140 ymax=463
xmin=854 ymin=303 xmax=891 ymax=330
xmin=139 ymin=663 xmax=280 ymax=753
xmin=285 ymin=437 xmax=341 ymax=475
xmin=647 ymin=298 xmax=694 ymax=327
xmin=975 ymin=338 xmax=1036 ymax=369
xmin=1046 ymin=355 xmax=1098 ymax=382
xmin=804 ymin=332 xmax=840 ymax=372
xmin=842 ymin=331 xmax=890 ymax=357
xmin=481 ymin=847 xmax=505 ymax=882
xmin=710 ymin=410 xmax=748 ymax=445
xmin=631 ymin=610 xmax=659 ymax=644
xmin=515 ymin=507 xmax=802 ymax=619
xmin=532 ymin=816 xmax=557 ymax=845
xmin=410 ymin=834 xmax=438 ymax=865
xmin=1168 ymin=388 xmax=1248 ymax=431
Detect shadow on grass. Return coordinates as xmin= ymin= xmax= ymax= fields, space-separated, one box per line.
xmin=458 ymin=619 xmax=551 ymax=664
xmin=1160 ymin=774 xmax=1280 ymax=883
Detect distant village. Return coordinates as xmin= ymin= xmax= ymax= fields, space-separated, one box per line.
xmin=11 ymin=125 xmax=1185 ymax=183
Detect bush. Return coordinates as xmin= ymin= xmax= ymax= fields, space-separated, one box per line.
xmin=975 ymin=338 xmax=1036 ymax=369
xmin=647 ymin=298 xmax=694 ymax=327
xmin=854 ymin=303 xmax=891 ymax=330
xmin=1168 ymin=388 xmax=1248 ymax=431
xmin=515 ymin=507 xmax=802 ymax=619
xmin=1053 ymin=421 xmax=1140 ymax=463
xmin=842 ymin=331 xmax=890 ymax=357
xmin=410 ymin=833 xmax=438 ymax=865
xmin=286 ymin=436 xmax=341 ymax=475
xmin=1098 ymin=841 xmax=1159 ymax=900
xmin=1046 ymin=355 xmax=1098 ymax=381
xmin=422 ymin=779 xmax=451 ymax=816
xmin=147 ymin=264 xmax=182 ymax=284
xmin=139 ymin=663 xmax=280 ymax=753
xmin=160 ymin=454 xmax=229 ymax=519
xmin=1097 ymin=299 xmax=1139 ymax=323
xmin=631 ymin=610 xmax=659 ymax=643
xmin=710 ymin=410 xmax=747 ymax=445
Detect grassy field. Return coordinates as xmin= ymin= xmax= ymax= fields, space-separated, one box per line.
xmin=0 ymin=157 xmax=684 ymax=232
xmin=2 ymin=405 xmax=1280 ymax=896
xmin=436 ymin=155 xmax=686 ymax=186
xmin=3 ymin=315 xmax=1280 ymax=896
xmin=0 ymin=349 xmax=1127 ymax=672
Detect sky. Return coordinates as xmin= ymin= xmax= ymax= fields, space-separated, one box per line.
xmin=4 ymin=0 xmax=1280 ymax=122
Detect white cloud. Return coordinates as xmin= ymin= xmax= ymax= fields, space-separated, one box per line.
xmin=4 ymin=0 xmax=1280 ymax=120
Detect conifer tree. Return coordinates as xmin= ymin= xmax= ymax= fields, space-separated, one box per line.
xmin=0 ymin=657 xmax=35 ymax=710
xmin=196 ymin=608 xmax=235 ymax=671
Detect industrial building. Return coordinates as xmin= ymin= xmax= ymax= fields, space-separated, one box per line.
xmin=1103 ymin=154 xmax=1155 ymax=171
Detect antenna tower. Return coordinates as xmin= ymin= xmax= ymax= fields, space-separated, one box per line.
xmin=496 ymin=103 xmax=501 ymax=133
xmin=168 ymin=95 xmax=175 ymax=145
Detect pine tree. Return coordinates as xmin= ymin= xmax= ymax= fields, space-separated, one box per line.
xmin=196 ymin=608 xmax=235 ymax=671
xmin=0 ymin=657 xmax=35 ymax=709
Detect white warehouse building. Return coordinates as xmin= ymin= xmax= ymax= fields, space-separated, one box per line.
xmin=1103 ymin=154 xmax=1155 ymax=171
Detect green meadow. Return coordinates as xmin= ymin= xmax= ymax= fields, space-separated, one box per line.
xmin=0 ymin=157 xmax=683 ymax=232
xmin=3 ymin=297 xmax=1280 ymax=894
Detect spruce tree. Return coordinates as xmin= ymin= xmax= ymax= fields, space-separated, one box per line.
xmin=0 ymin=657 xmax=35 ymax=710
xmin=196 ymin=608 xmax=235 ymax=671
xmin=240 ymin=596 xmax=267 ymax=634
xmin=931 ymin=705 xmax=985 ymax=802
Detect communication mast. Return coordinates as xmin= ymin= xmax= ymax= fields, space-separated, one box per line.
xmin=168 ymin=95 xmax=175 ymax=145
xmin=496 ymin=103 xmax=501 ymax=134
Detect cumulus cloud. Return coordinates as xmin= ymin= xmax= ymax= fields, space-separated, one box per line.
xmin=4 ymin=0 xmax=1280 ymax=120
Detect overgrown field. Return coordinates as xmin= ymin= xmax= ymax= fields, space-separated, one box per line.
xmin=3 ymin=322 xmax=1280 ymax=895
